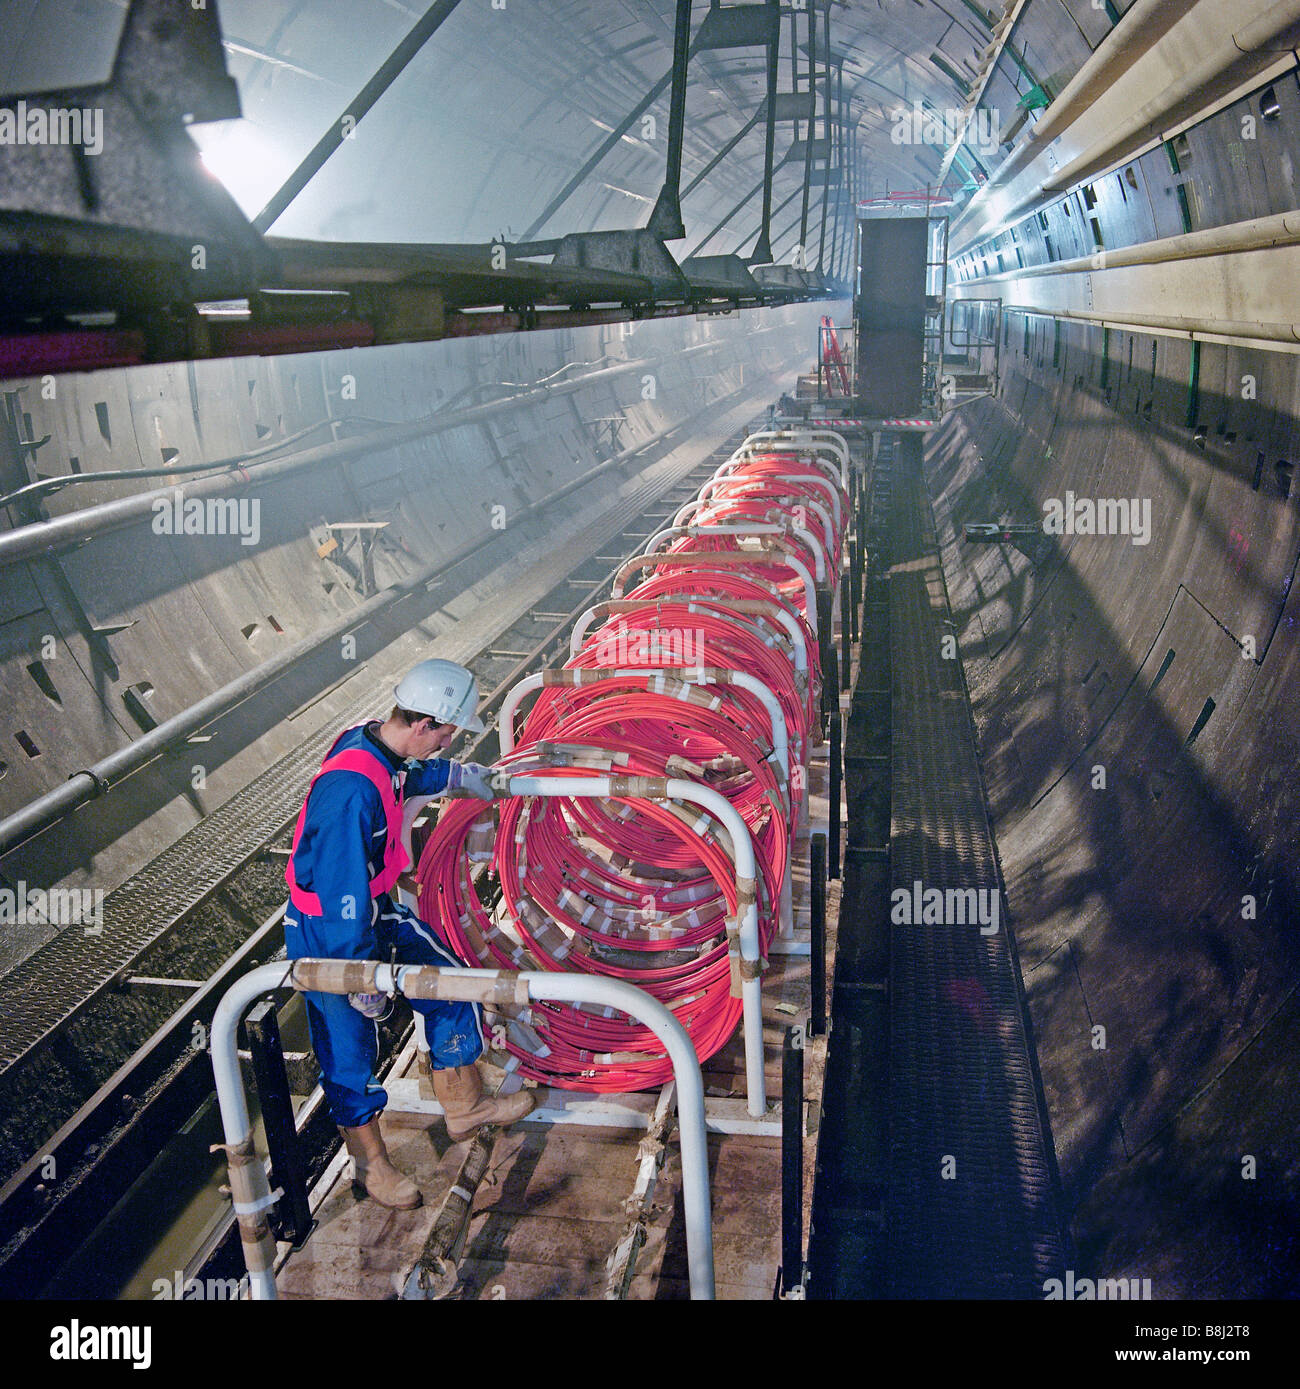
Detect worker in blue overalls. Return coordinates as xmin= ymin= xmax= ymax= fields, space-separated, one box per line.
xmin=285 ymin=658 xmax=533 ymax=1209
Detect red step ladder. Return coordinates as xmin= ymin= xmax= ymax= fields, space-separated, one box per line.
xmin=820 ymin=316 xmax=851 ymax=396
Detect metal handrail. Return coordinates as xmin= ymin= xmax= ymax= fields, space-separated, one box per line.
xmin=211 ymin=959 xmax=717 ymax=1299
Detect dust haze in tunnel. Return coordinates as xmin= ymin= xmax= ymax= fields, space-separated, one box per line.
xmin=0 ymin=300 xmax=827 ymax=963
xmin=0 ymin=0 xmax=1112 ymax=250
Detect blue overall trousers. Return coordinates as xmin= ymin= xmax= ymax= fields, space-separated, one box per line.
xmin=284 ymin=723 xmax=483 ymax=1127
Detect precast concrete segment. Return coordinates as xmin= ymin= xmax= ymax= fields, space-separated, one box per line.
xmin=885 ymin=435 xmax=1065 ymax=1298
xmin=924 ymin=318 xmax=1300 ymax=1293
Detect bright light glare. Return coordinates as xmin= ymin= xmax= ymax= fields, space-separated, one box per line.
xmin=190 ymin=120 xmax=292 ymax=217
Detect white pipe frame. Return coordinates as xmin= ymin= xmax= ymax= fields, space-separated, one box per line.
xmin=685 ymin=474 xmax=843 ymax=531
xmin=497 ymin=665 xmax=796 ymax=937
xmin=719 ymin=455 xmax=846 ymax=513
xmin=745 ymin=425 xmax=849 ymax=459
xmin=740 ymin=431 xmax=849 ymax=486
xmin=723 ymin=448 xmax=846 ymax=493
xmin=211 ymin=959 xmax=717 ymax=1299
xmin=691 ymin=475 xmax=844 ymax=522
xmin=504 ymin=773 xmax=767 ymax=1121
xmin=641 ymin=521 xmax=829 ymax=586
xmin=745 ymin=427 xmax=849 ymax=463
xmin=740 ymin=443 xmax=848 ymax=478
xmin=744 ymin=428 xmax=848 ymax=456
xmin=611 ymin=550 xmax=820 ymax=637
xmin=672 ymin=495 xmax=839 ymax=563
xmin=497 ymin=667 xmax=791 ymax=797
xmin=569 ymin=596 xmax=810 ymax=682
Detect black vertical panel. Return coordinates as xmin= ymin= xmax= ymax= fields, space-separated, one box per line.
xmin=854 ymin=218 xmax=928 ymax=415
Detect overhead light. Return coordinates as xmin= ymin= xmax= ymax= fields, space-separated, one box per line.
xmin=190 ymin=119 xmax=293 ymax=216
xmin=599 ymin=182 xmax=653 ymax=204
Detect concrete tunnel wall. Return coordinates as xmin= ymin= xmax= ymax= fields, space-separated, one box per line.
xmin=0 ymin=301 xmax=826 ymax=918
xmin=928 ymin=315 xmax=1300 ymax=1293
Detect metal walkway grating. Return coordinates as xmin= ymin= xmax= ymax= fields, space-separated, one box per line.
xmin=0 ymin=718 xmax=342 ymax=1072
xmin=885 ymin=435 xmax=1065 ymax=1297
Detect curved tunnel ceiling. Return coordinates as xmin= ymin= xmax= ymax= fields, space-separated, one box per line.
xmin=3 ymin=0 xmax=1122 ymax=262
xmin=211 ymin=0 xmax=1111 ymax=252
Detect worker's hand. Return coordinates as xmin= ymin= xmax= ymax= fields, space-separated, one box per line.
xmin=487 ymin=768 xmax=514 ymax=798
xmin=446 ymin=760 xmax=496 ymax=801
xmin=348 ymin=991 xmax=390 ymax=1019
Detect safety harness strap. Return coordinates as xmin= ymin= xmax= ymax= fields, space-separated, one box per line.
xmin=285 ymin=731 xmax=408 ymax=916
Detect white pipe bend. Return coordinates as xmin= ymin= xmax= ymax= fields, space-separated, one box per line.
xmin=609 ymin=550 xmax=818 ymax=625
xmin=691 ymin=473 xmax=843 ymax=529
xmin=740 ymin=444 xmax=847 ymax=490
xmin=718 ymin=449 xmax=845 ymax=491
xmin=675 ymin=493 xmax=839 ymax=556
xmin=497 ymin=666 xmax=790 ymax=793
xmin=745 ymin=427 xmax=848 ymax=463
xmin=568 ymin=593 xmax=810 ymax=678
xmin=742 ymin=429 xmax=849 ymax=483
xmin=503 ymin=774 xmax=766 ymax=1120
xmin=641 ymin=521 xmax=828 ymax=586
xmin=211 ymin=959 xmax=718 ymax=1299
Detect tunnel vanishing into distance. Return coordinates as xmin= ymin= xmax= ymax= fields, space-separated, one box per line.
xmin=0 ymin=0 xmax=1297 ymax=1307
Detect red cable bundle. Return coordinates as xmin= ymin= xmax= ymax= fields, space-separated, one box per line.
xmin=576 ymin=587 xmax=816 ymax=766
xmin=415 ymin=438 xmax=847 ymax=1093
xmin=418 ymin=738 xmax=779 ymax=1091
xmin=660 ymin=530 xmax=817 ymax=614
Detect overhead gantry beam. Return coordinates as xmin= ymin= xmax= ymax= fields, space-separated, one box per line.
xmin=0 ymin=0 xmax=833 ymax=379
xmin=252 ymin=0 xmax=466 ymax=234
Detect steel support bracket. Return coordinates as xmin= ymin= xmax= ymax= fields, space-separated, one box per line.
xmin=761 ymin=92 xmax=819 ymax=123
xmin=0 ymin=0 xmax=274 ymax=313
xmin=679 ymin=254 xmax=763 ymax=297
xmin=694 ymin=3 xmax=781 ymax=51
xmin=551 ymin=231 xmax=690 ymax=299
xmin=963 ymin=522 xmax=1055 ymax=565
xmin=752 ymin=264 xmax=821 ymax=292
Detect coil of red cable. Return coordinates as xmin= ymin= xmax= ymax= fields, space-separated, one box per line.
xmin=415 ymin=437 xmax=847 ymax=1091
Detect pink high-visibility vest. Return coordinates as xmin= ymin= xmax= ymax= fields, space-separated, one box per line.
xmin=285 ymin=736 xmax=408 ymax=916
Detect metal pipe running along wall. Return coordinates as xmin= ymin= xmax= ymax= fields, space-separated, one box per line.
xmin=0 ymin=340 xmax=732 ymax=571
xmin=415 ymin=428 xmax=849 ymax=1110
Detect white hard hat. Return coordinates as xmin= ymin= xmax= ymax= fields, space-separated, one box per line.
xmin=393 ymin=659 xmax=485 ymax=734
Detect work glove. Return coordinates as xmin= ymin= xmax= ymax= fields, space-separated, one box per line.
xmin=348 ymin=991 xmax=391 ymax=1019
xmin=446 ymin=760 xmax=496 ymax=801
xmin=487 ymin=768 xmax=515 ymax=797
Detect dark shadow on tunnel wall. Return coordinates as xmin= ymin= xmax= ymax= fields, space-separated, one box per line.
xmin=924 ymin=317 xmax=1300 ymax=1296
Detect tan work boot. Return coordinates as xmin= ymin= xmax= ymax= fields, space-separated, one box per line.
xmin=431 ymin=1063 xmax=535 ymax=1142
xmin=339 ymin=1117 xmax=422 ymax=1209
